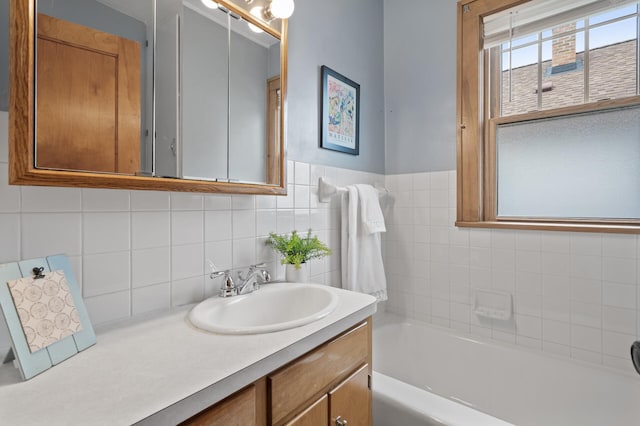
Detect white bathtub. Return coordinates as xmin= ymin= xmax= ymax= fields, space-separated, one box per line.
xmin=372 ymin=313 xmax=640 ymax=426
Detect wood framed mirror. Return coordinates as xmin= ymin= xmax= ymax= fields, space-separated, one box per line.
xmin=8 ymin=0 xmax=287 ymax=195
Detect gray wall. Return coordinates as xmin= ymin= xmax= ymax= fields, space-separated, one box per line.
xmin=36 ymin=0 xmax=147 ymax=40
xmin=286 ymin=0 xmax=385 ymax=174
xmin=267 ymin=43 xmax=280 ymax=79
xmin=384 ymin=0 xmax=458 ymax=174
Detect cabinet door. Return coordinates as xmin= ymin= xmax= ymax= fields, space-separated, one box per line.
xmin=329 ymin=365 xmax=370 ymax=426
xmin=285 ymin=395 xmax=328 ymax=426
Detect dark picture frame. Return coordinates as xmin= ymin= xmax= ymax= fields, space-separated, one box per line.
xmin=320 ymin=66 xmax=360 ymax=155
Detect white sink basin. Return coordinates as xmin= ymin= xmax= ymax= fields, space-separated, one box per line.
xmin=188 ymin=282 xmax=339 ymax=334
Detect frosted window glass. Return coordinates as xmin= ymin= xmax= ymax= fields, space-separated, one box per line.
xmin=496 ymin=105 xmax=640 ymax=219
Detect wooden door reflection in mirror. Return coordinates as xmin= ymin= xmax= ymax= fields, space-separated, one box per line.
xmin=36 ymin=14 xmax=141 ymax=174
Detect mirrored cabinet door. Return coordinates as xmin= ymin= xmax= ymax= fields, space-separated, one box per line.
xmin=179 ymin=0 xmax=229 ymax=181
xmin=35 ymin=0 xmax=154 ymax=176
xmin=228 ymin=13 xmax=280 ymax=185
xmin=155 ymin=0 xmax=182 ymax=179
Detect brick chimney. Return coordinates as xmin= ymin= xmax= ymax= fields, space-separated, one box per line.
xmin=552 ymin=23 xmax=577 ymax=67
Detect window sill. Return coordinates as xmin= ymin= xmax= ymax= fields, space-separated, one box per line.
xmin=455 ymin=221 xmax=640 ymax=235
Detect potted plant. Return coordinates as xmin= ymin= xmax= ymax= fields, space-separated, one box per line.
xmin=266 ymin=229 xmax=332 ymax=282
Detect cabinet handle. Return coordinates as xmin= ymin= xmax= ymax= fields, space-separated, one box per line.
xmin=336 ymin=416 xmax=348 ymax=426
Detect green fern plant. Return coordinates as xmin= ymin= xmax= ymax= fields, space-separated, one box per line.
xmin=266 ymin=230 xmax=332 ymax=269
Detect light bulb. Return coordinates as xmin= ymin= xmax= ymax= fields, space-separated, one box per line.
xmin=248 ymin=23 xmax=264 ymax=33
xmin=201 ymin=0 xmax=218 ymax=9
xmin=248 ymin=7 xmax=264 ymax=33
xmin=269 ymin=0 xmax=294 ymax=19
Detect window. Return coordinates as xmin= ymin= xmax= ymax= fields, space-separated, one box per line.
xmin=457 ymin=0 xmax=640 ymax=232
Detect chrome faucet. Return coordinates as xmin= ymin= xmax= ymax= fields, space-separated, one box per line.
xmin=236 ymin=263 xmax=271 ymax=295
xmin=210 ymin=263 xmax=271 ymax=297
xmin=210 ymin=269 xmax=237 ymax=297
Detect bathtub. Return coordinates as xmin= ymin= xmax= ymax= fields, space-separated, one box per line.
xmin=372 ymin=313 xmax=640 ymax=426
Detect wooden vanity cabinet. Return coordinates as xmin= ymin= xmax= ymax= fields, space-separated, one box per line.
xmin=181 ymin=318 xmax=372 ymax=426
xmin=180 ymin=383 xmax=260 ymax=426
xmin=328 ymin=364 xmax=371 ymax=426
xmin=270 ymin=319 xmax=371 ymax=426
xmin=284 ymin=395 xmax=328 ymax=425
xmin=283 ymin=364 xmax=370 ymax=426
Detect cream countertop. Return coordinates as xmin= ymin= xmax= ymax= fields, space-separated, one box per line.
xmin=0 ymin=286 xmax=377 ymax=425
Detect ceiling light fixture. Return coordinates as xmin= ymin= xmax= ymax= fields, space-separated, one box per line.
xmin=201 ymin=0 xmax=219 ymax=9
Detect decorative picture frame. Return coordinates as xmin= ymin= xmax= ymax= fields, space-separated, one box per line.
xmin=321 ymin=65 xmax=360 ymax=155
xmin=0 ymin=255 xmax=96 ymax=380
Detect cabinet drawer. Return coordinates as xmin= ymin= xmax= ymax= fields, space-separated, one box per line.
xmin=269 ymin=321 xmax=369 ymax=425
xmin=180 ymin=384 xmax=256 ymax=426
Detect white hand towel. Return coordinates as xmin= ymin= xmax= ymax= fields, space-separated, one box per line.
xmin=355 ymin=184 xmax=386 ymax=234
xmin=341 ymin=186 xmax=387 ymax=301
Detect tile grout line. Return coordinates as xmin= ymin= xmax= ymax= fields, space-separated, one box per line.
xmin=169 ymin=194 xmax=174 ymax=308
xmin=128 ymin=190 xmax=133 ymax=318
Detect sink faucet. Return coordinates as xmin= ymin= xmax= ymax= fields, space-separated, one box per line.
xmin=210 ymin=270 xmax=237 ymax=297
xmin=236 ymin=263 xmax=271 ymax=295
xmin=211 ymin=263 xmax=271 ymax=297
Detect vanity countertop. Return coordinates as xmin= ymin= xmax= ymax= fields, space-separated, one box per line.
xmin=0 ymin=286 xmax=377 ymax=425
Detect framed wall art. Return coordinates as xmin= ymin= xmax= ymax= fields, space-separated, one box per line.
xmin=321 ymin=65 xmax=360 ymax=155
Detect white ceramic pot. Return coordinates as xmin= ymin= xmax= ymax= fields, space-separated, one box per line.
xmin=285 ymin=263 xmax=309 ymax=282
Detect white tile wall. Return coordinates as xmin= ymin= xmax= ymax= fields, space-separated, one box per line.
xmin=172 ymin=211 xmax=204 ymax=246
xmin=132 ymin=247 xmax=171 ymax=288
xmin=0 ymin=163 xmax=19 ymax=212
xmin=131 ymin=190 xmax=170 ymax=211
xmin=0 ymin=113 xmax=8 ymax=163
xmin=83 ymin=251 xmax=131 ymax=297
xmin=13 ymin=107 xmax=635 ymax=375
xmin=82 ymin=188 xmax=130 ymax=212
xmin=0 ymin=112 xmax=383 ymax=354
xmin=21 ymin=186 xmax=82 ymax=212
xmin=83 ymin=212 xmax=130 ymax=254
xmin=132 ymin=282 xmax=171 ymax=316
xmin=83 ymin=291 xmax=131 ymax=325
xmin=132 ymin=212 xmax=170 ymax=249
xmin=385 ymin=170 xmax=640 ymax=375
xmin=22 ymin=213 xmax=82 ymax=258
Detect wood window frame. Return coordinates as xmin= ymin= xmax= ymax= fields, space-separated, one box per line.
xmin=456 ymin=0 xmax=640 ymax=234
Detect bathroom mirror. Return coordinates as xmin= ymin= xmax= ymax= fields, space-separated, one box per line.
xmin=9 ymin=0 xmax=287 ymax=194
xmin=34 ymin=0 xmax=154 ymax=176
xmin=173 ymin=1 xmax=282 ymax=184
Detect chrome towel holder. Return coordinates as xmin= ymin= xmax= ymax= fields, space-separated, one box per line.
xmin=317 ymin=177 xmax=389 ymax=203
